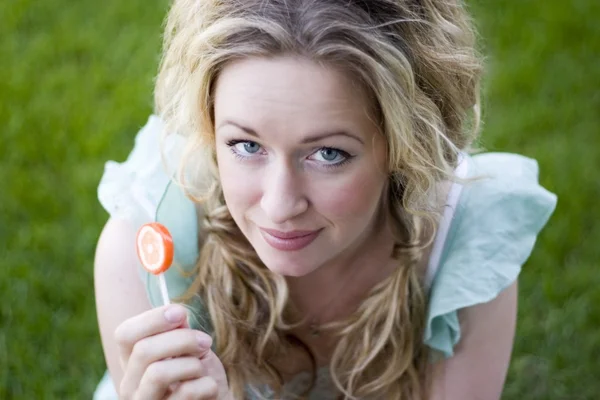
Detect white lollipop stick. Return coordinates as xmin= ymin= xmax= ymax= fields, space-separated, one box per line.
xmin=158 ymin=274 xmax=171 ymax=305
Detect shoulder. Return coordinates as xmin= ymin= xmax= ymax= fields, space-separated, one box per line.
xmin=445 ymin=152 xmax=558 ymax=285
xmin=461 ymin=152 xmax=557 ymax=220
xmin=424 ymin=152 xmax=557 ymax=358
xmin=95 ymin=218 xmax=148 ymax=289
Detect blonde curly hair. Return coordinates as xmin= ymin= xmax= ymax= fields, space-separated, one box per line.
xmin=154 ymin=0 xmax=482 ymax=398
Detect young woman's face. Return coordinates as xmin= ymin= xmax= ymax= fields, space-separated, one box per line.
xmin=214 ymin=56 xmax=388 ymax=277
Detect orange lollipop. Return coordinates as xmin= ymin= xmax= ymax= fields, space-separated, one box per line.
xmin=136 ymin=222 xmax=174 ymax=305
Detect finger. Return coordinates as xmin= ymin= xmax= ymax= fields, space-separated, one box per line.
xmin=134 ymin=357 xmax=205 ymax=400
xmin=121 ymin=328 xmax=212 ymax=397
xmin=198 ymin=350 xmax=225 ymax=376
xmin=168 ymin=376 xmax=219 ymax=400
xmin=115 ymin=304 xmax=189 ymax=368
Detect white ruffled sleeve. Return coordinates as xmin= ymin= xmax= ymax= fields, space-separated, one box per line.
xmin=423 ymin=153 xmax=558 ymax=359
xmin=97 ymin=115 xmax=178 ymax=227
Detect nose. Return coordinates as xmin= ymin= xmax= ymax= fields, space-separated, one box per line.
xmin=260 ymin=161 xmax=308 ymax=225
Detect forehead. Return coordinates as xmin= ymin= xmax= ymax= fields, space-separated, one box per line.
xmin=213 ymin=56 xmax=377 ymax=135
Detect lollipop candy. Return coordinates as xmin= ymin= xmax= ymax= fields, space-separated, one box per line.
xmin=136 ymin=222 xmax=174 ymax=305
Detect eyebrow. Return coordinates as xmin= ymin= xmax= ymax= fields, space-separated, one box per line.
xmin=218 ymin=120 xmax=364 ymax=145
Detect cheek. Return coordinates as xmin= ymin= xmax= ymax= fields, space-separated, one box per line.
xmin=216 ymin=152 xmax=261 ymax=218
xmin=315 ymin=167 xmax=386 ymax=221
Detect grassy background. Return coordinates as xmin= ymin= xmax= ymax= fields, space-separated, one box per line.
xmin=1 ymin=0 xmax=598 ymax=398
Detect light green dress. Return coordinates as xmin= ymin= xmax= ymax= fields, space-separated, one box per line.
xmin=93 ymin=115 xmax=557 ymax=399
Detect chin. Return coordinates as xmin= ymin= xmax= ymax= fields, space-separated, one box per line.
xmin=257 ymin=251 xmax=320 ymax=277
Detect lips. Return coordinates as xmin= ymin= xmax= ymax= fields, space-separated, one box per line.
xmin=259 ymin=228 xmax=322 ymax=251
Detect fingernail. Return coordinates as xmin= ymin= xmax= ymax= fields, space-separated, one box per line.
xmin=164 ymin=305 xmax=186 ymax=323
xmin=196 ymin=332 xmax=213 ymax=349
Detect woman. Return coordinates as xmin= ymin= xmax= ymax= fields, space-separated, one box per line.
xmin=94 ymin=0 xmax=557 ymax=399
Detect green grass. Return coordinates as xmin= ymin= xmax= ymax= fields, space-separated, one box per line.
xmin=1 ymin=0 xmax=598 ymax=398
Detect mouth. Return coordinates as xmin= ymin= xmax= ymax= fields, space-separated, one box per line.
xmin=259 ymin=227 xmax=322 ymax=251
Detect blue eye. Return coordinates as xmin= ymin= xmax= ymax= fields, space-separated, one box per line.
xmin=312 ymin=147 xmax=349 ymax=165
xmin=226 ymin=140 xmax=262 ymax=157
xmin=241 ymin=141 xmax=260 ymax=154
xmin=319 ymin=148 xmax=341 ymax=162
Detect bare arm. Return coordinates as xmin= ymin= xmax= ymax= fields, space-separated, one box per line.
xmin=429 ymin=281 xmax=519 ymax=400
xmin=94 ymin=218 xmax=153 ymax=391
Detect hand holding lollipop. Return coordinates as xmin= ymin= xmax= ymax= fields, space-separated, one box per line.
xmin=117 ymin=222 xmax=230 ymax=398
xmin=136 ymin=222 xmax=174 ymax=305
